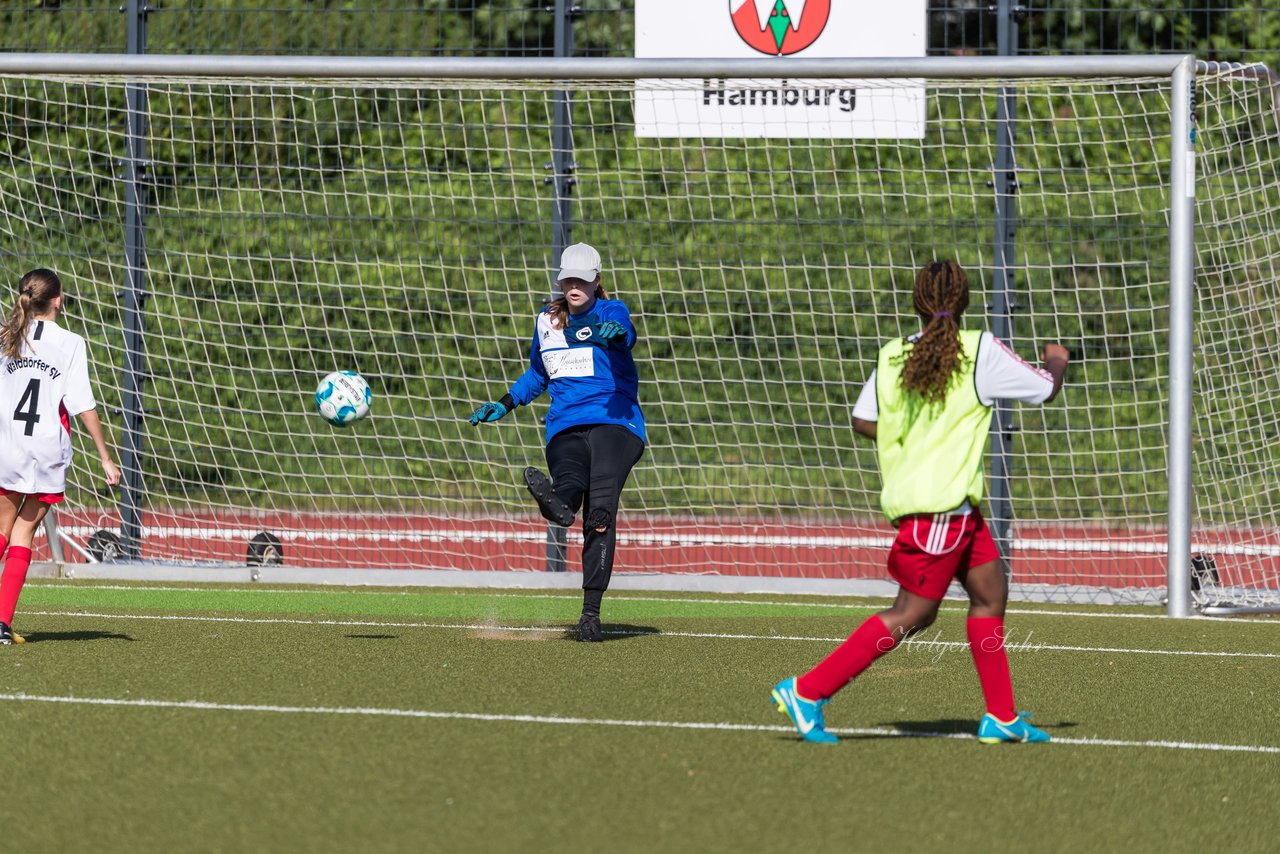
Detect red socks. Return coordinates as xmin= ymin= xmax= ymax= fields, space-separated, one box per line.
xmin=794 ymin=613 xmax=1019 ymax=717
xmin=0 ymin=546 xmax=32 ymax=626
xmin=967 ymin=616 xmax=1017 ymax=721
xmin=797 ymin=615 xmax=898 ymax=700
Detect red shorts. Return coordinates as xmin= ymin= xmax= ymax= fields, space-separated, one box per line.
xmin=887 ymin=508 xmax=1001 ymax=600
xmin=0 ymin=487 xmax=65 ymax=505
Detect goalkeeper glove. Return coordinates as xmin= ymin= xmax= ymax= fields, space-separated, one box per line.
xmin=468 ymin=401 xmax=509 ymax=425
xmin=596 ymin=319 xmax=627 ymax=342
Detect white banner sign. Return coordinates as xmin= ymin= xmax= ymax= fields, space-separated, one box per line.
xmin=634 ymin=0 xmax=927 ymax=138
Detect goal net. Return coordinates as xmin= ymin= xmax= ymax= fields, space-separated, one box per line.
xmin=0 ymin=58 xmax=1275 ymax=610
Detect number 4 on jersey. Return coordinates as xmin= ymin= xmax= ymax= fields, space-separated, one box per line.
xmin=13 ymin=378 xmax=40 ymax=436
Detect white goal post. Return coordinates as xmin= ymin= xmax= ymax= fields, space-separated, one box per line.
xmin=1 ymin=53 xmax=1276 ymax=615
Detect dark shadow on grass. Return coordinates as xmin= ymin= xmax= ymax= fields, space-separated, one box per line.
xmin=345 ymin=634 xmax=398 ymax=640
xmin=880 ymin=718 xmax=976 ymax=737
xmin=20 ymin=630 xmax=135 ymax=643
xmin=561 ymin=623 xmax=661 ymax=642
xmin=603 ymin=623 xmax=660 ymax=642
xmin=864 ymin=718 xmax=1078 ymax=740
xmin=771 ymin=717 xmax=1077 ymax=745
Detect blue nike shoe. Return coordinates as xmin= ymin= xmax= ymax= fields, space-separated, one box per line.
xmin=771 ymin=677 xmax=839 ymax=744
xmin=977 ymin=711 xmax=1051 ymax=744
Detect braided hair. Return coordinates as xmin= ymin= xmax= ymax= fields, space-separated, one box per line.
xmin=897 ymin=260 xmax=971 ymax=406
xmin=1 ymin=268 xmax=62 ymax=360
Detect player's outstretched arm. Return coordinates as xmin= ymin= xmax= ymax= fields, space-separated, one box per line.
xmin=76 ymin=408 xmax=121 ymax=486
xmin=852 ymin=417 xmax=877 ymax=439
xmin=1040 ymin=343 xmax=1070 ymax=403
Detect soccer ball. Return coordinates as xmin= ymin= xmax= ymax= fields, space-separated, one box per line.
xmin=315 ymin=370 xmax=372 ymax=426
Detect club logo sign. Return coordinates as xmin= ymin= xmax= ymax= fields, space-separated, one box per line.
xmin=731 ymin=0 xmax=830 ymax=56
xmin=634 ymin=0 xmax=926 ymax=138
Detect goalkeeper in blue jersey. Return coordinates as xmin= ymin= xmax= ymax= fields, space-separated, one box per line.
xmin=469 ymin=243 xmax=646 ymax=642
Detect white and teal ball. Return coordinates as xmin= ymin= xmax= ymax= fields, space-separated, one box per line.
xmin=315 ymin=370 xmax=372 ymax=426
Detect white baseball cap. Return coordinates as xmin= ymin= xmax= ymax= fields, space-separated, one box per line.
xmin=556 ymin=242 xmax=602 ymax=282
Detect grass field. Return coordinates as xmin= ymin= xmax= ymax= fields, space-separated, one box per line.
xmin=0 ymin=581 xmax=1275 ymax=853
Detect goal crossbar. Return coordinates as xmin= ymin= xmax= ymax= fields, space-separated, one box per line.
xmin=0 ymin=52 xmax=1192 ymax=81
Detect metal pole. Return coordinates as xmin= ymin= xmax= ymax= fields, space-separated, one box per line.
xmin=42 ymin=513 xmax=65 ymax=565
xmin=549 ymin=0 xmax=576 ymax=288
xmin=1166 ymin=58 xmax=1196 ymax=617
xmin=986 ymin=0 xmax=1022 ymax=563
xmin=119 ymin=0 xmax=151 ymax=558
xmin=544 ymin=0 xmax=579 ymax=573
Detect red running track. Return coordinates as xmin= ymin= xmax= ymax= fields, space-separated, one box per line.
xmin=39 ymin=507 xmax=1263 ymax=590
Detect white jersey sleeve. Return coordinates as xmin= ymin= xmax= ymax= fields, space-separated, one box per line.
xmin=62 ymin=336 xmax=96 ymax=415
xmin=974 ymin=332 xmax=1055 ymax=405
xmin=852 ymin=370 xmax=879 ymax=421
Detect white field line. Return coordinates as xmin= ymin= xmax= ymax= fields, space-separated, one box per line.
xmin=20 ymin=609 xmax=1280 ymax=659
xmin=27 ymin=581 xmax=1279 ymax=622
xmin=0 ymin=691 xmax=1275 ymax=755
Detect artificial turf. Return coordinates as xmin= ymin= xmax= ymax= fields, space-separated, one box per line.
xmin=0 ymin=581 xmax=1275 ymax=853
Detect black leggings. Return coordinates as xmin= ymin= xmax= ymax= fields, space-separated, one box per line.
xmin=545 ymin=424 xmax=645 ymax=600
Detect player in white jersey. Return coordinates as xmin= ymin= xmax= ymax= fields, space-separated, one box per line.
xmin=0 ymin=269 xmax=120 ymax=644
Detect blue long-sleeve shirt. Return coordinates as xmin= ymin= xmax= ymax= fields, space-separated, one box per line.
xmin=507 ymin=298 xmax=646 ymax=445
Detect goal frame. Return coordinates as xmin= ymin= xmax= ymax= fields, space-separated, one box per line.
xmin=0 ymin=53 xmax=1202 ymax=615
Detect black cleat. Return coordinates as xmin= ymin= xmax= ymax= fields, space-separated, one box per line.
xmin=523 ymin=467 xmax=575 ymax=527
xmin=0 ymin=621 xmax=24 ymax=645
xmin=576 ymin=613 xmax=603 ymax=643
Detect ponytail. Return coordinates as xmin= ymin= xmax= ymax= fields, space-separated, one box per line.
xmin=2 ymin=269 xmax=62 ymax=360
xmin=897 ymin=260 xmax=971 ymax=405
